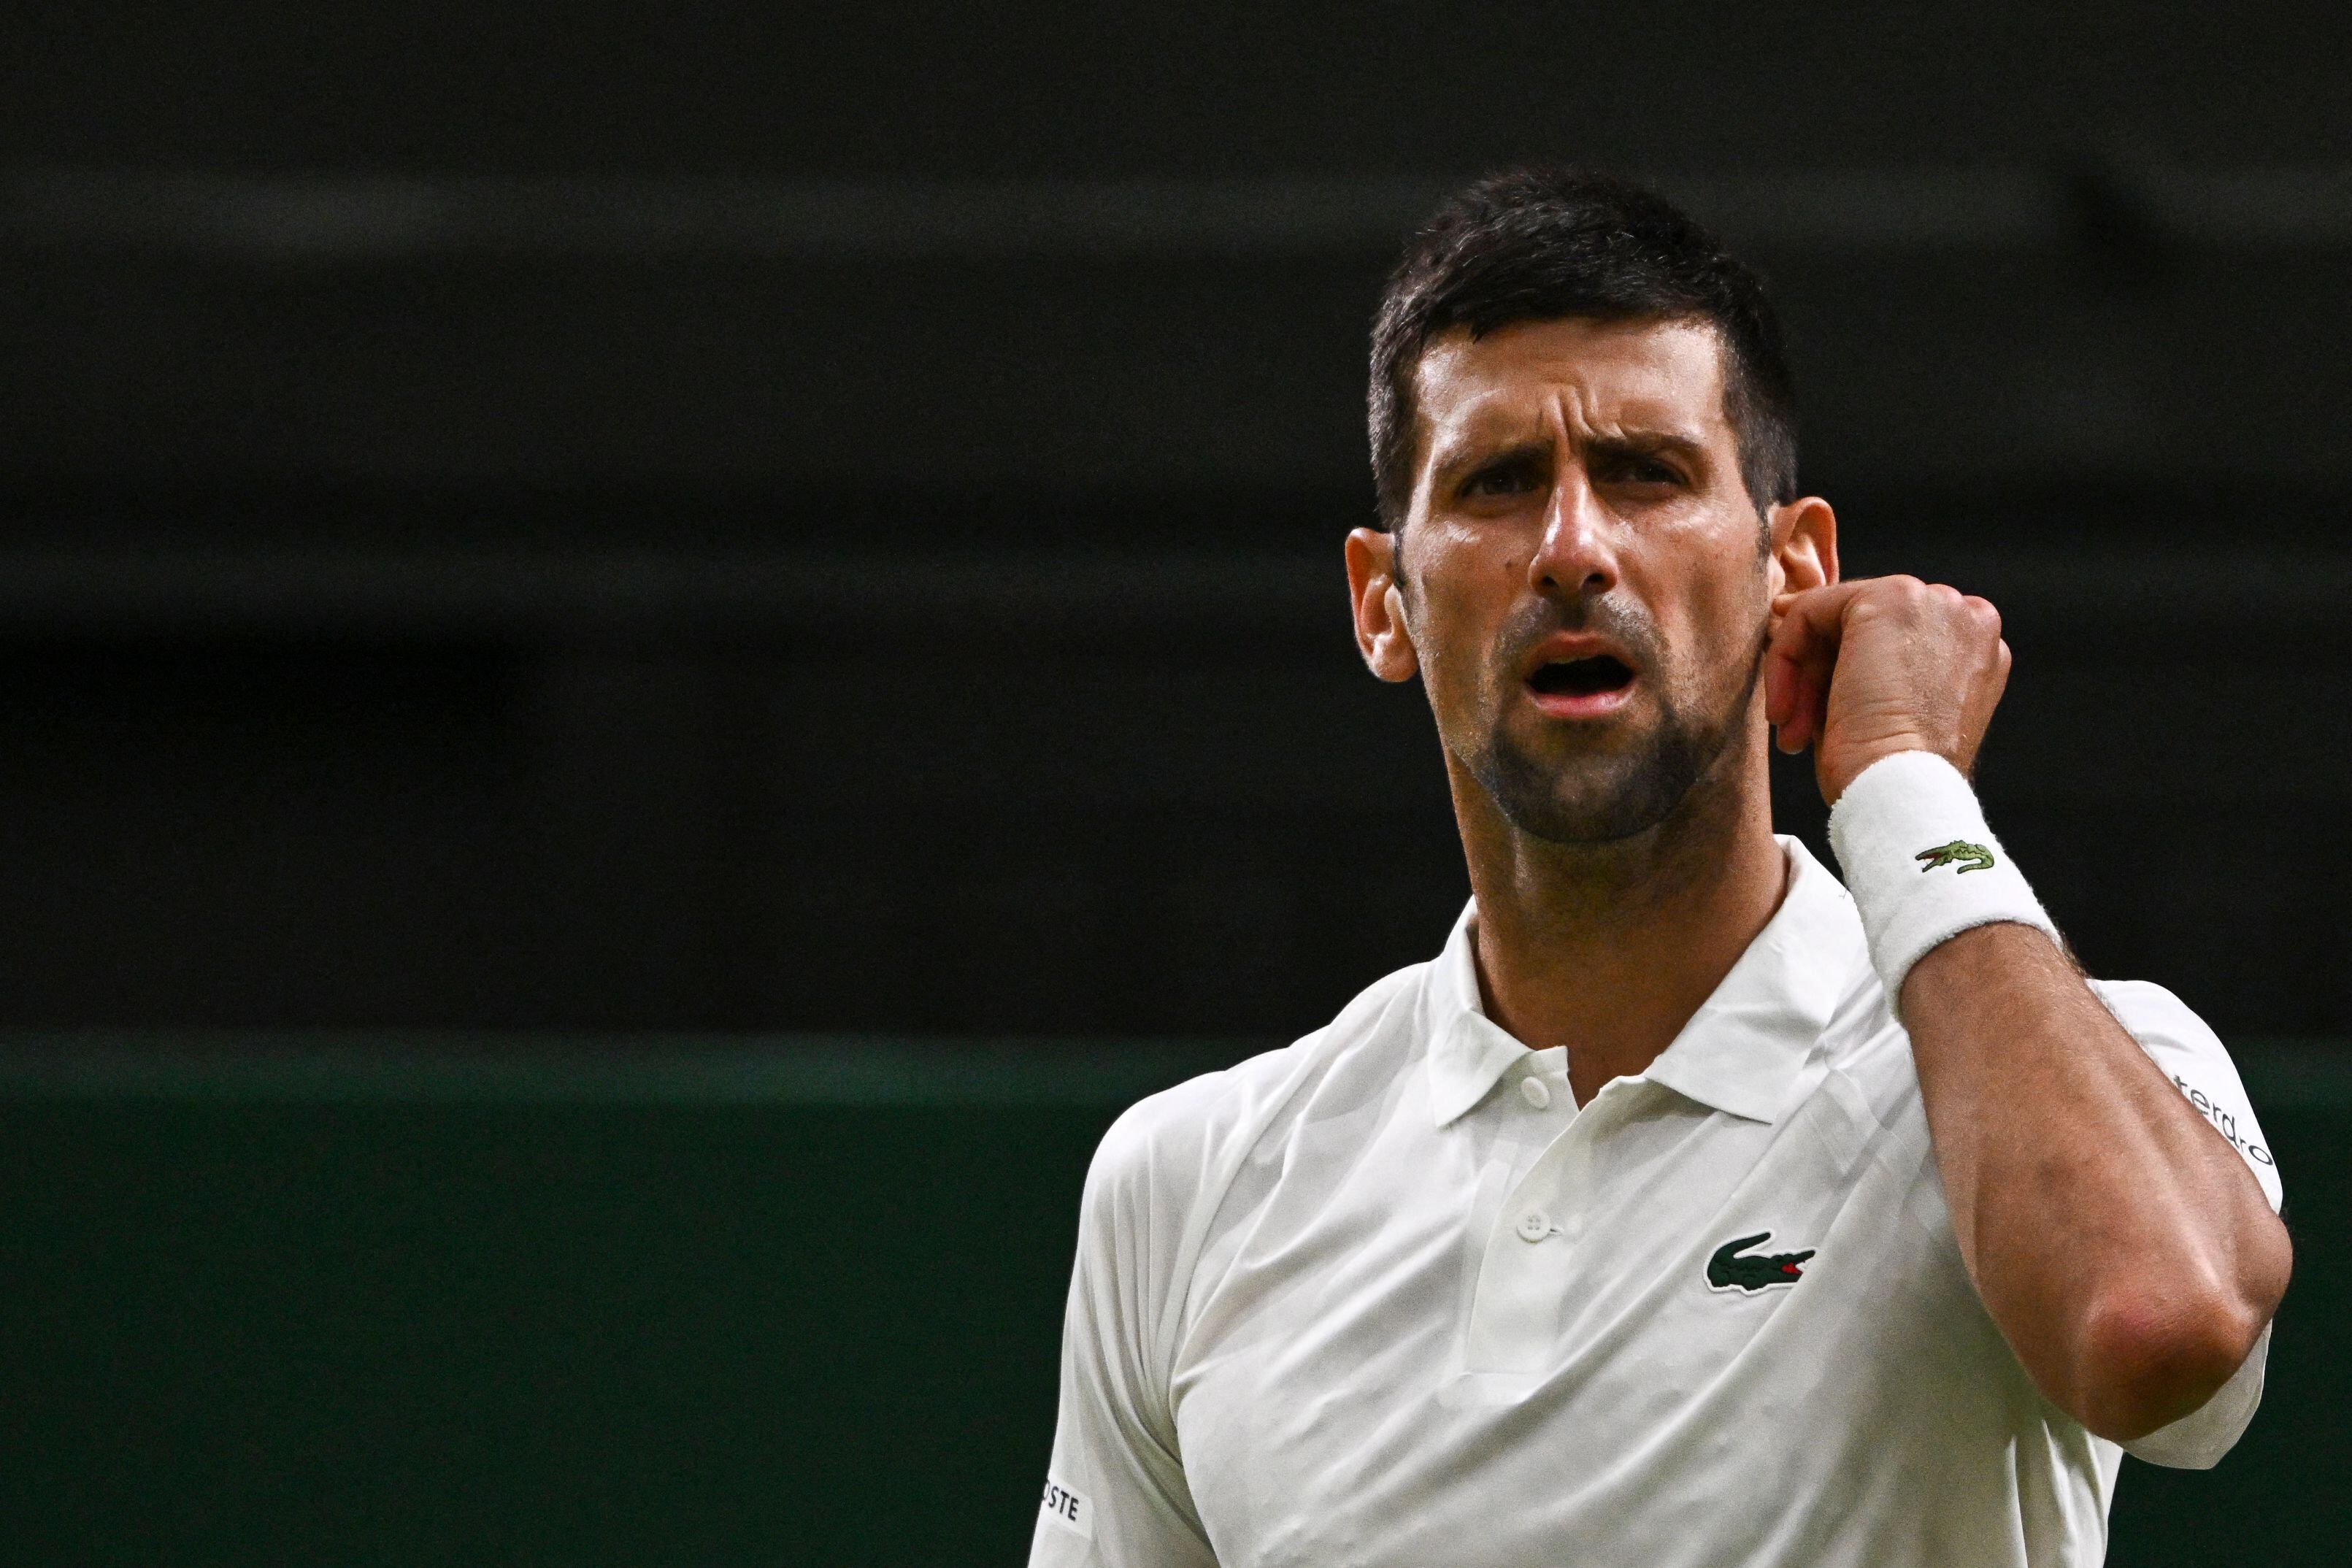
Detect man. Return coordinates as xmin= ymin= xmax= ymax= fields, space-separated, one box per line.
xmin=1029 ymin=169 xmax=2289 ymax=1567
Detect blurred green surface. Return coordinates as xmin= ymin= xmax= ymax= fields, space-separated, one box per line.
xmin=0 ymin=1038 xmax=2342 ymax=1565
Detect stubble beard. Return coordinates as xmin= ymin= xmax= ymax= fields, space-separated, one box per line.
xmin=1465 ymin=607 xmax=1761 ymax=847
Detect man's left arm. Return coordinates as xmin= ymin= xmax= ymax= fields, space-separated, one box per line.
xmin=1902 ymin=923 xmax=2288 ymax=1442
xmin=1767 ymin=575 xmax=2294 ymax=1446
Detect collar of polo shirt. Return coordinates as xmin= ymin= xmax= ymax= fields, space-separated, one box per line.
xmin=1421 ymin=837 xmax=1864 ymax=1127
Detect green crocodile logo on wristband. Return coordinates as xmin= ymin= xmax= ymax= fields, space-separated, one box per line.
xmin=1916 ymin=840 xmax=1996 ymax=874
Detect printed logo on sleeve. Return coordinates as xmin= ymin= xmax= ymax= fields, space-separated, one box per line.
xmin=1040 ymin=1475 xmax=1094 ymax=1540
xmin=2171 ymin=1074 xmax=2275 ymax=1168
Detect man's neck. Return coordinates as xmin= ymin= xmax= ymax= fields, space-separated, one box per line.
xmin=1456 ymin=741 xmax=1788 ymax=1107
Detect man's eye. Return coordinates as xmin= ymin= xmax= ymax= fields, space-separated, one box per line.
xmin=1465 ymin=465 xmax=1542 ymax=496
xmin=1614 ymin=458 xmax=1683 ymax=485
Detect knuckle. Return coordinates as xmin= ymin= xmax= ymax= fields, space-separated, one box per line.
xmin=1852 ymin=577 xmax=1918 ymax=619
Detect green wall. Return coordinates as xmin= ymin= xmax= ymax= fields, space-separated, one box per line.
xmin=1 ymin=1040 xmax=2343 ymax=1564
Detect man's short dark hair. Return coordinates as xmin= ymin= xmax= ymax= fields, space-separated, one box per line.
xmin=1369 ymin=168 xmax=1799 ymax=529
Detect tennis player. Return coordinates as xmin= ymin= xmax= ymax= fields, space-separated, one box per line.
xmin=1029 ymin=169 xmax=2289 ymax=1567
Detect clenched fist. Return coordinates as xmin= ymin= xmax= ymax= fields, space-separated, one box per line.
xmin=1764 ymin=577 xmax=2011 ymax=804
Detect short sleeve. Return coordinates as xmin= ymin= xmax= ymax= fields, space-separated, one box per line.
xmin=2091 ymin=979 xmax=2283 ymax=1213
xmin=1029 ymin=1096 xmax=1221 ymax=1568
xmin=2090 ymin=979 xmax=2285 ymax=1468
xmin=2122 ymin=1323 xmax=2272 ymax=1469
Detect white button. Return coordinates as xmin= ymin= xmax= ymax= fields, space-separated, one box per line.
xmin=1519 ymin=1077 xmax=1551 ymax=1109
xmin=1515 ymin=1209 xmax=1552 ymax=1242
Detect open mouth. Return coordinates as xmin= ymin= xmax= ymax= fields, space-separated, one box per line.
xmin=1527 ymin=655 xmax=1636 ymax=699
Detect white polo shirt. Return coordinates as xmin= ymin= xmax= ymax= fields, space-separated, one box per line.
xmin=1031 ymin=838 xmax=2282 ymax=1568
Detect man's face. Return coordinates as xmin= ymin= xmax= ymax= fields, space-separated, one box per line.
xmin=1382 ymin=317 xmax=1782 ymax=843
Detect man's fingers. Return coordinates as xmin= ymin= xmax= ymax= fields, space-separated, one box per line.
xmin=1767 ymin=581 xmax=1867 ymax=753
xmin=1764 ymin=645 xmax=1826 ymax=753
xmin=1770 ymin=577 xmax=1876 ymax=637
xmin=1762 ymin=648 xmax=1801 ymax=749
xmin=1761 ymin=645 xmax=1794 ymax=720
xmin=1767 ymin=580 xmax=1864 ymax=676
xmin=1767 ymin=574 xmax=2015 ymax=788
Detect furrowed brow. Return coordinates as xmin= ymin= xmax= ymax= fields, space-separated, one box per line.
xmin=1431 ymin=435 xmax=1551 ymax=489
xmin=1586 ymin=428 xmax=1708 ymax=464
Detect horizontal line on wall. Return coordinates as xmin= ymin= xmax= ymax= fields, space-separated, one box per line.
xmin=0 ymin=546 xmax=1340 ymax=637
xmin=0 ymin=1034 xmax=1264 ymax=1106
xmin=6 ymin=166 xmax=2352 ymax=261
xmin=0 ymin=1035 xmax=2341 ymax=1109
xmin=0 ymin=544 xmax=2345 ymax=639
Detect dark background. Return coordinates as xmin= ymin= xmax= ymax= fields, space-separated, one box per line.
xmin=5 ymin=2 xmax=2352 ymax=1037
xmin=3 ymin=5 xmax=2349 ymax=1564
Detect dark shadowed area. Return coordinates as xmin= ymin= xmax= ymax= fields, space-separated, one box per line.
xmin=2 ymin=5 xmax=2348 ymax=1562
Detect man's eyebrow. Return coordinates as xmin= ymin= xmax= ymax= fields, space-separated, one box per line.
xmin=1586 ymin=428 xmax=1709 ymax=459
xmin=1425 ymin=424 xmax=1713 ymax=488
xmin=1429 ymin=435 xmax=1550 ymax=486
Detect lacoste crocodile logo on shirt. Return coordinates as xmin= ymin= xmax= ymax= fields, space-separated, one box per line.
xmin=1706 ymin=1231 xmax=1815 ymax=1292
xmin=1915 ymin=840 xmax=1996 ymax=874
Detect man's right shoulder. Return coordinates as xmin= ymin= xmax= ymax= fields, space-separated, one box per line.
xmin=1084 ymin=960 xmax=1427 ymax=1216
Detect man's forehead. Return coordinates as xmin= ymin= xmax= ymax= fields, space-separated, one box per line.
xmin=1413 ymin=316 xmax=1731 ymax=446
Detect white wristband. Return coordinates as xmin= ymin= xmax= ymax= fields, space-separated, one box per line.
xmin=1826 ymin=750 xmax=2061 ymax=1013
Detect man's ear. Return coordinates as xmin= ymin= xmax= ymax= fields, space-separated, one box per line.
xmin=1767 ymin=496 xmax=1838 ymax=597
xmin=1345 ymin=527 xmax=1420 ymax=683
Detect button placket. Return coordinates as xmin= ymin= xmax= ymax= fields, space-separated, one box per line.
xmin=1550 ymin=1079 xmax=1639 ymax=1248
xmin=1467 ymin=1109 xmax=1596 ymax=1370
xmin=1464 ymin=1078 xmax=1650 ymax=1372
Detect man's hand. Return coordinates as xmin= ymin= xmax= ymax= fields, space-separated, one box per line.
xmin=1775 ymin=578 xmax=2291 ymax=1444
xmin=1765 ymin=577 xmax=2010 ymax=804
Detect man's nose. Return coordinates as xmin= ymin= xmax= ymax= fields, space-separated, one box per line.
xmin=1528 ymin=469 xmax=1619 ymax=597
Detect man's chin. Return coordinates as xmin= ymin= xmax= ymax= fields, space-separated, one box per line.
xmin=1498 ymin=790 xmax=1686 ymax=847
xmin=1492 ymin=731 xmax=1653 ymax=802
xmin=1475 ymin=762 xmax=1680 ymax=846
xmin=1474 ymin=723 xmax=1726 ymax=847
